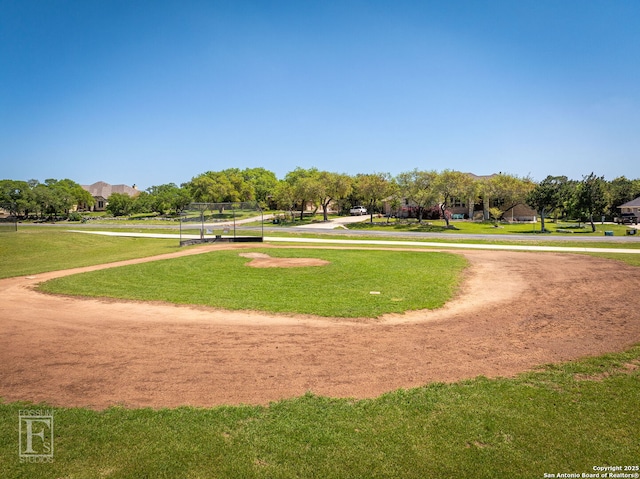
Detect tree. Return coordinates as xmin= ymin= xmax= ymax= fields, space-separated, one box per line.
xmin=32 ymin=182 xmax=53 ymax=218
xmin=433 ymin=170 xmax=477 ymax=227
xmin=131 ymin=191 xmax=154 ymax=214
xmin=0 ymin=179 xmax=34 ymax=217
xmin=220 ymin=168 xmax=255 ymax=202
xmin=316 ymin=171 xmax=352 ymax=221
xmin=187 ymin=170 xmax=254 ymax=204
xmin=54 ymin=178 xmax=94 ymax=215
xmin=145 ymin=183 xmax=192 ymax=215
xmin=272 ymin=180 xmax=296 ymax=221
xmin=607 ymin=176 xmax=640 ymax=218
xmin=481 ymin=173 xmax=534 ymax=221
xmin=241 ymin=167 xmax=278 ymax=208
xmin=170 ymin=186 xmax=192 ymax=214
xmin=284 ymin=167 xmax=322 ymax=220
xmin=575 ymin=173 xmax=608 ymax=232
xmin=557 ymin=179 xmax=579 ymax=221
xmin=525 ymin=176 xmax=566 ymax=232
xmin=353 ymin=172 xmax=393 ymax=223
xmin=383 ymin=180 xmax=402 ymax=223
xmin=396 ymin=169 xmax=438 ymax=223
xmin=26 ymin=178 xmax=93 ymax=219
xmin=106 ymin=192 xmax=134 ymax=216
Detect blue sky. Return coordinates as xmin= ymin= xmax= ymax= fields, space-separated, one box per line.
xmin=1 ymin=0 xmax=639 ymax=189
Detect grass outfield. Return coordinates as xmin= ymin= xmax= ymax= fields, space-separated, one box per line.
xmin=1 ymin=347 xmax=639 ymax=479
xmin=0 ymin=227 xmax=180 ymax=279
xmin=38 ymin=249 xmax=467 ymax=318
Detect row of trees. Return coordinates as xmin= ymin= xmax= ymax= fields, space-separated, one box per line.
xmin=0 ymin=178 xmax=94 ymax=219
xmin=525 ymin=173 xmax=640 ymax=232
xmin=102 ymin=168 xmax=279 ymax=217
xmin=183 ymin=168 xmax=639 ymax=232
xmin=2 ymin=169 xmax=639 ymax=230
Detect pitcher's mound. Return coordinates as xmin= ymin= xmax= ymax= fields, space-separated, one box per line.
xmin=239 ymin=252 xmax=330 ymax=268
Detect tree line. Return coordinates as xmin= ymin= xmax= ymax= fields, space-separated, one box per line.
xmin=1 ymin=169 xmax=639 ymax=231
xmin=0 ymin=178 xmax=94 ymax=220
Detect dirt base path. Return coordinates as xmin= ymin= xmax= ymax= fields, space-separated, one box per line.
xmin=1 ymin=244 xmax=639 ymax=409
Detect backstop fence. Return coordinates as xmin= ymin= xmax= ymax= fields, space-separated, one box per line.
xmin=179 ymin=202 xmax=264 ymax=246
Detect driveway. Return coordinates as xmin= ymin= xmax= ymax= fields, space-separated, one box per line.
xmin=295 ymin=214 xmax=373 ymax=229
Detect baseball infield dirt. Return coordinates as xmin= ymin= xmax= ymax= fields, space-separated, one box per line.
xmin=1 ymin=244 xmax=639 ymax=409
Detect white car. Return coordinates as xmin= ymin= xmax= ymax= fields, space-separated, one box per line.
xmin=349 ymin=206 xmax=367 ymax=216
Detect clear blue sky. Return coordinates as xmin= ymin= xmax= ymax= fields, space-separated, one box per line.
xmin=1 ymin=0 xmax=639 ymax=189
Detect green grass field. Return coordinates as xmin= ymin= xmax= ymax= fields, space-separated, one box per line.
xmin=0 ymin=227 xmax=180 ymax=279
xmin=1 ymin=347 xmax=638 ymax=479
xmin=38 ymin=248 xmax=467 ymax=318
xmin=1 ymin=226 xmax=639 ymax=478
xmin=347 ymin=217 xmax=636 ymax=236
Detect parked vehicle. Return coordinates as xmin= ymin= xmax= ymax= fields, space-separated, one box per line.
xmin=349 ymin=206 xmax=367 ymax=216
xmin=614 ymin=213 xmax=639 ymax=225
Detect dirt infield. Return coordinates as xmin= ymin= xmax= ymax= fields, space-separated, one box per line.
xmin=1 ymin=244 xmax=639 ymax=409
xmin=238 ymin=251 xmax=331 ymax=267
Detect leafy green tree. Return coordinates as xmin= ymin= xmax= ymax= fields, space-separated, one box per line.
xmin=171 ymin=186 xmax=192 ymax=213
xmin=187 ymin=170 xmax=254 ymax=204
xmin=131 ymin=191 xmax=154 ymax=214
xmin=396 ymin=169 xmax=438 ymax=223
xmin=106 ymin=192 xmax=134 ymax=216
xmin=557 ymin=179 xmax=579 ymax=220
xmin=433 ymin=170 xmax=477 ymax=227
xmin=481 ymin=173 xmax=535 ymax=221
xmin=26 ymin=178 xmax=92 ymax=219
xmin=220 ymin=168 xmax=255 ymax=201
xmin=241 ymin=167 xmax=278 ymax=208
xmin=145 ymin=183 xmax=191 ymax=215
xmin=32 ymin=182 xmax=52 ymax=218
xmin=284 ymin=167 xmax=322 ymax=220
xmin=272 ymin=180 xmax=296 ymax=220
xmin=384 ymin=182 xmax=402 ymax=223
xmin=607 ymin=176 xmax=640 ymax=218
xmin=575 ymin=173 xmax=608 ymax=232
xmin=354 ymin=172 xmax=393 ymax=223
xmin=188 ymin=174 xmax=216 ymax=203
xmin=316 ymin=171 xmax=352 ymax=221
xmin=55 ymin=178 xmax=94 ymax=215
xmin=0 ymin=179 xmax=34 ymax=217
xmin=525 ymin=176 xmax=566 ymax=232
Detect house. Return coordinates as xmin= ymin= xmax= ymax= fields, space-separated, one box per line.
xmin=384 ymin=173 xmax=537 ymax=222
xmin=81 ymin=181 xmax=139 ymax=211
xmin=617 ymin=197 xmax=640 ymax=218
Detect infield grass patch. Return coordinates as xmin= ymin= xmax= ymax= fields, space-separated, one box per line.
xmin=1 ymin=346 xmax=638 ymax=479
xmin=39 ymin=249 xmax=467 ymax=318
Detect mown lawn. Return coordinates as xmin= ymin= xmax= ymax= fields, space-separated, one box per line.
xmin=346 ymin=218 xmax=636 ymax=236
xmin=1 ymin=346 xmax=638 ymax=479
xmin=0 ymin=227 xmax=179 ymax=279
xmin=38 ymin=248 xmax=467 ymax=318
